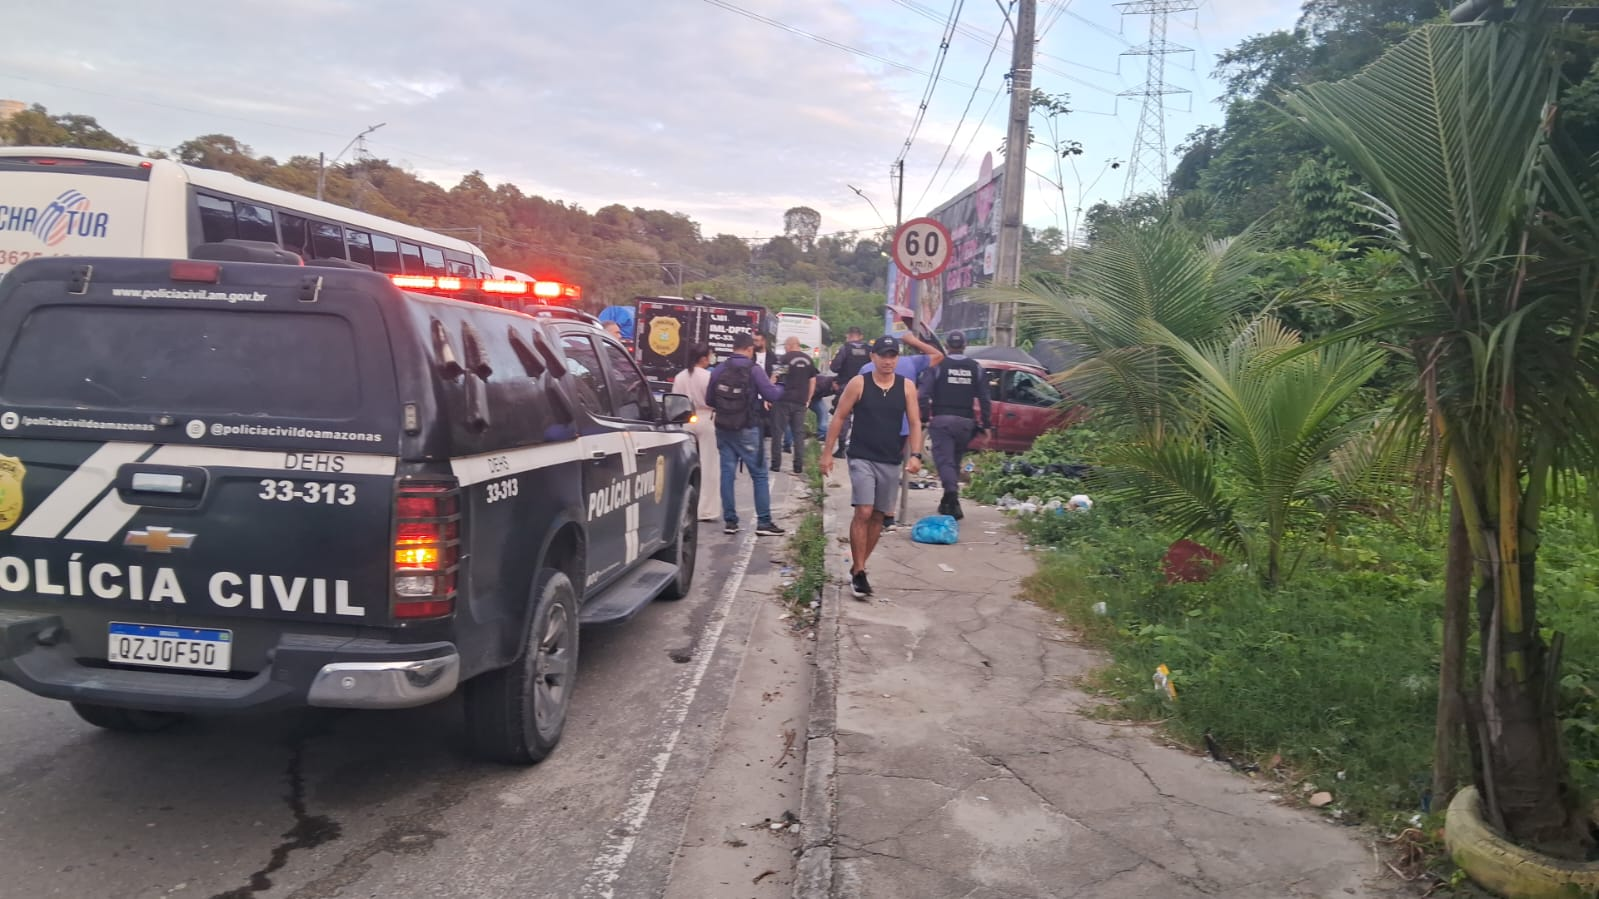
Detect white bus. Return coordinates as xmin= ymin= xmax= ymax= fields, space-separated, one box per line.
xmin=0 ymin=147 xmax=493 ymax=279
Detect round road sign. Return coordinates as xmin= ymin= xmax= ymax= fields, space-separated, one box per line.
xmin=892 ymin=217 xmax=953 ymax=280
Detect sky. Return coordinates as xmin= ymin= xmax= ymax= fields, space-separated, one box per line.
xmin=0 ymin=0 xmax=1302 ymax=244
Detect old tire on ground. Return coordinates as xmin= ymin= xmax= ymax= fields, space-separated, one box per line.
xmin=464 ymin=568 xmax=579 ymax=764
xmin=71 ymin=702 xmax=185 ymax=733
xmin=652 ymin=484 xmax=698 ymax=601
xmin=1445 ymin=786 xmax=1599 ymax=899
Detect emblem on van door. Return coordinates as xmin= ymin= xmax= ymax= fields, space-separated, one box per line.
xmin=0 ymin=454 xmax=25 ymax=532
xmin=124 ymin=527 xmax=196 ymax=553
xmin=648 ymin=316 xmax=681 ymax=357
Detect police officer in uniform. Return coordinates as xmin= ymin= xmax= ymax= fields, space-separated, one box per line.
xmin=828 ymin=326 xmax=872 ymax=458
xmin=919 ymin=331 xmax=991 ymax=520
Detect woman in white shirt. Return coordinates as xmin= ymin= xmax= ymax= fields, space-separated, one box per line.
xmin=671 ymin=343 xmax=720 ymax=521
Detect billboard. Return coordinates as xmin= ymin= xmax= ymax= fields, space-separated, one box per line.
xmin=922 ymin=152 xmax=1004 ymax=341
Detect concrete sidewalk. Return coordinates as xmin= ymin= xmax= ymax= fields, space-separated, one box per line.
xmin=798 ymin=478 xmax=1396 ymax=899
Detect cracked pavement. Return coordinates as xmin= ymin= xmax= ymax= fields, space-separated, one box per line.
xmin=823 ymin=482 xmax=1394 ymax=899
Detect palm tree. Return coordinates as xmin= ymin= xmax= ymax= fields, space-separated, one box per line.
xmin=1111 ymin=318 xmax=1387 ymax=587
xmin=986 ymin=222 xmax=1390 ymax=588
xmin=1283 ymin=0 xmax=1599 ymax=853
xmin=991 ymin=215 xmax=1266 ymax=444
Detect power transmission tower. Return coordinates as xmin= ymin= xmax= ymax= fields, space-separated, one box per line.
xmin=1116 ymin=0 xmax=1196 ymax=198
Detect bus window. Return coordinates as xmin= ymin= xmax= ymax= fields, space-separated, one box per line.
xmin=280 ymin=212 xmax=311 ymax=258
xmin=311 ymin=221 xmax=346 ymax=259
xmin=371 ymin=234 xmax=401 ymax=273
xmin=197 ymin=194 xmax=236 ymax=243
xmin=235 ymin=202 xmax=276 ymax=243
xmin=444 ymin=249 xmax=475 ymax=276
xmin=421 ymin=246 xmax=447 ymax=275
xmin=398 ymin=241 xmax=424 ymax=274
xmin=347 ymin=230 xmax=375 ymax=269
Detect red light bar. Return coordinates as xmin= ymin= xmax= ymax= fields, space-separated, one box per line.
xmin=389 ymin=274 xmax=581 ymax=302
xmin=480 ymin=279 xmax=529 ymax=295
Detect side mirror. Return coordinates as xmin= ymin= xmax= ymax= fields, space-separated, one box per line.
xmin=662 ymin=393 xmax=695 ymax=425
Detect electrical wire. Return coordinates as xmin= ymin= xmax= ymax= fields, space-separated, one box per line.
xmin=911 ymin=1 xmax=1008 ymax=213
xmin=896 ymin=0 xmax=967 ymax=166
xmin=696 ymin=0 xmax=974 ymax=88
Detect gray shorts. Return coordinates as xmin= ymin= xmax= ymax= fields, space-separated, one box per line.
xmin=848 ymin=458 xmax=900 ymax=513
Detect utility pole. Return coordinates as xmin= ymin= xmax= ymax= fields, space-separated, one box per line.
xmin=992 ymin=0 xmax=1036 ymax=348
xmin=894 ymin=159 xmax=905 ymax=227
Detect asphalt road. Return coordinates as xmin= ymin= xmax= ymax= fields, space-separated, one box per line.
xmin=0 ymin=488 xmax=799 ymax=899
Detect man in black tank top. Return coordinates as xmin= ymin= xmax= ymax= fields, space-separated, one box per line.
xmin=821 ymin=335 xmax=925 ymax=599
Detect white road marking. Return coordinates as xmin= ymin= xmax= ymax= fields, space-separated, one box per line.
xmin=580 ymin=527 xmax=758 ymax=899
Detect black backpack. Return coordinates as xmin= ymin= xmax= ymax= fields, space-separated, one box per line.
xmin=712 ymin=363 xmax=754 ymax=430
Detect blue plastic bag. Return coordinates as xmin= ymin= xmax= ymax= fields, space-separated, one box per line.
xmin=911 ymin=514 xmax=959 ymax=545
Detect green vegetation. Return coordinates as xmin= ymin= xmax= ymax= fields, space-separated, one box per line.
xmin=986 ymin=0 xmax=1599 ymax=876
xmin=0 ymin=106 xmax=900 ymax=321
xmin=781 ymin=433 xmax=827 ymax=623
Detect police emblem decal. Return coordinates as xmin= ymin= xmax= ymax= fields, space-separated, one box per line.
xmin=0 ymin=454 xmax=26 ymax=532
xmin=648 ymin=316 xmax=681 ymax=357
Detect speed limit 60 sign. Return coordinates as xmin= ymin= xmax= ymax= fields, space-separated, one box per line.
xmin=892 ymin=217 xmax=953 ymax=280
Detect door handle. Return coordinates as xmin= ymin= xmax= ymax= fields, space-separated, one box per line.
xmin=590 ymin=450 xmax=608 ymax=460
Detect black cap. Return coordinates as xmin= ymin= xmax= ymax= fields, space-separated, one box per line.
xmin=847 ymin=326 xmax=864 ymax=337
xmin=871 ymin=335 xmax=900 ymax=356
xmin=731 ymin=332 xmax=755 ymax=350
xmin=946 ymin=331 xmax=966 ymax=351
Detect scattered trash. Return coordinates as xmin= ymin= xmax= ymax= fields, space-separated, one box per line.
xmin=912 ymin=515 xmax=959 ymax=545
xmin=977 ymin=796 xmax=990 ymax=801
xmin=1091 ymin=601 xmax=1108 ymax=616
xmin=1067 ymin=494 xmax=1093 ymax=512
xmin=1309 ymin=792 xmax=1334 ymax=808
xmin=1336 ymin=770 xmax=1347 ymax=781
xmin=1163 ymin=539 xmax=1225 ymax=584
xmin=753 ymin=870 xmax=777 ymax=884
xmin=938 ymin=563 xmax=956 ymax=573
xmin=1153 ymin=664 xmax=1177 ymax=700
xmin=1201 ymin=731 xmax=1261 ymax=773
xmin=779 ymin=613 xmax=792 ymax=621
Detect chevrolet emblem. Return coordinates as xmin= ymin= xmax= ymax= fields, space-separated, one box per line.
xmin=124 ymin=527 xmax=197 ymax=553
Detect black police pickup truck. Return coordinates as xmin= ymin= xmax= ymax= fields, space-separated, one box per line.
xmin=0 ymin=253 xmax=700 ymax=764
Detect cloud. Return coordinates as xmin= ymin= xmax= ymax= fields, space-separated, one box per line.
xmin=0 ymin=0 xmax=1304 ymax=241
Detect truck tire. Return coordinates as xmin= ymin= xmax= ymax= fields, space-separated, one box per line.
xmin=653 ymin=485 xmax=699 ymax=600
xmin=71 ymin=702 xmax=184 ymax=733
xmin=465 ymin=568 xmax=579 ymax=764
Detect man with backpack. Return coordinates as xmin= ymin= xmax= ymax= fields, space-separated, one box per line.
xmin=706 ymin=331 xmax=788 ymax=537
xmin=828 ymin=326 xmax=873 ymax=458
xmin=916 ymin=331 xmax=992 ymax=520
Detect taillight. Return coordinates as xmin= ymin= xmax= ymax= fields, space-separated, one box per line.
xmin=392 ymin=481 xmax=461 ymax=619
xmin=171 ymin=261 xmax=221 ymax=283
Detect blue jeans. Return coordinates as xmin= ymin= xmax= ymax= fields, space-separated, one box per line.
xmin=717 ymin=425 xmax=773 ymax=527
xmin=810 ymin=395 xmax=830 ymax=442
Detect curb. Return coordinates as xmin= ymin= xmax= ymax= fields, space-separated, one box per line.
xmin=794 ymin=487 xmax=840 ymax=899
xmin=1445 ymin=786 xmax=1599 ymax=898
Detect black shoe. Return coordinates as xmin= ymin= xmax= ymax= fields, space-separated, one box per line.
xmin=831 ymin=449 xmax=847 ymax=459
xmin=850 ymin=570 xmax=873 ymax=598
xmin=938 ymin=493 xmax=954 ymax=516
xmin=792 ymin=466 xmax=803 ymax=475
xmin=949 ymin=498 xmax=964 ymax=520
xmin=880 ymin=517 xmax=896 ymax=533
xmin=724 ymin=523 xmax=738 ymax=535
xmin=755 ymin=522 xmax=786 ymax=536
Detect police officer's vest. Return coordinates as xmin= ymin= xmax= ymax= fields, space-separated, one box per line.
xmin=837 ymin=341 xmax=871 ymax=382
xmin=929 ymin=357 xmax=983 ymax=418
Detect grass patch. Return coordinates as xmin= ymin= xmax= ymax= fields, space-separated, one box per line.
xmin=779 ymin=433 xmax=826 ymax=623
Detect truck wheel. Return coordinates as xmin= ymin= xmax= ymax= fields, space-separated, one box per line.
xmin=70 ymin=702 xmax=184 ymax=733
xmin=465 ymin=568 xmax=579 ymax=764
xmin=653 ymin=485 xmax=698 ymax=600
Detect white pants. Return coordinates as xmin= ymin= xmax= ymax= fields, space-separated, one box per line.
xmin=688 ymin=410 xmax=721 ymax=520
